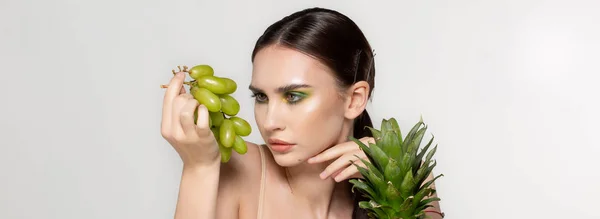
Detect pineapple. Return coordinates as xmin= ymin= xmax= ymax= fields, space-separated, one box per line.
xmin=349 ymin=117 xmax=443 ymax=219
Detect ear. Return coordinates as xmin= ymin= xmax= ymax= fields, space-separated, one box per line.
xmin=344 ymin=81 xmax=370 ymax=120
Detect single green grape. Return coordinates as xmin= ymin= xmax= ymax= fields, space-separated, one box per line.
xmin=195 ymin=75 xmax=235 ymax=95
xmin=211 ymin=127 xmax=220 ymax=138
xmin=219 ymin=119 xmax=236 ymax=148
xmin=229 ymin=116 xmax=252 ymax=136
xmin=191 ymin=86 xmax=221 ymax=112
xmin=188 ymin=64 xmax=214 ymax=80
xmin=233 ymin=135 xmax=248 ymax=154
xmin=220 ymin=77 xmax=237 ymax=94
xmin=219 ymin=143 xmax=232 ymax=163
xmin=219 ymin=94 xmax=240 ymax=116
xmin=209 ymin=111 xmax=225 ymax=127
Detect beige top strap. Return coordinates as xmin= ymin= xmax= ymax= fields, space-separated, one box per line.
xmin=257 ymin=145 xmax=266 ymax=219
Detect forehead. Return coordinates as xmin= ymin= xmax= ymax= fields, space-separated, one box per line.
xmin=251 ymin=45 xmax=335 ymax=89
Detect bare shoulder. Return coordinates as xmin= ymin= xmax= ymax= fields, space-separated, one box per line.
xmin=219 ymin=141 xmax=265 ymax=184
xmin=216 ymin=142 xmax=265 ymax=218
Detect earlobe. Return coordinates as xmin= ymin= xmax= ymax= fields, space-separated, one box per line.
xmin=344 ymin=81 xmax=370 ymax=119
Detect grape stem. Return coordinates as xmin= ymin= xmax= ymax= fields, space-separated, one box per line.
xmin=162 ymin=66 xmax=192 ymax=88
xmin=171 ymin=65 xmax=189 ymax=75
xmin=160 ymin=81 xmax=193 ymax=89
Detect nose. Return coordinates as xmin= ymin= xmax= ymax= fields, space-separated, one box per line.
xmin=263 ymin=101 xmax=285 ymax=132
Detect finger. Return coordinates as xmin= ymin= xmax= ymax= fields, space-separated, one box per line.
xmin=180 ymin=98 xmax=200 ymax=136
xmin=163 ymin=72 xmax=186 ymax=107
xmin=162 ymin=72 xmax=186 ymax=128
xmin=194 ymin=105 xmax=214 ymax=142
xmin=319 ymin=152 xmax=363 ymax=180
xmin=333 ymin=160 xmax=367 ymax=182
xmin=309 ymin=137 xmax=375 ymax=163
xmin=361 ymin=136 xmax=376 ymax=145
xmin=172 ymin=93 xmax=194 ymax=135
xmin=180 ymin=85 xmax=186 ymax=94
xmin=195 ymin=104 xmax=211 ymax=131
xmin=308 ymin=143 xmax=357 ymax=164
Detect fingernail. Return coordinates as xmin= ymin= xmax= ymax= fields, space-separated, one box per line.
xmin=319 ymin=172 xmax=326 ymax=179
xmin=177 ymin=72 xmax=184 ymax=78
xmin=307 ymin=158 xmax=315 ymax=163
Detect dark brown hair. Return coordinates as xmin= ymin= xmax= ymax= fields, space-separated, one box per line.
xmin=251 ymin=7 xmax=376 ymax=219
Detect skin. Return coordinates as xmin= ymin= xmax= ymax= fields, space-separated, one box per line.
xmin=160 ymin=44 xmax=442 ymax=219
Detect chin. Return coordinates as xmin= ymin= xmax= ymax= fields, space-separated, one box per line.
xmin=270 ymin=151 xmax=308 ymax=167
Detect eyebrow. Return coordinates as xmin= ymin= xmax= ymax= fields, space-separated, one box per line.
xmin=249 ymin=83 xmax=312 ymax=94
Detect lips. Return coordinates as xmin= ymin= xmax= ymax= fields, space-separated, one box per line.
xmin=268 ymin=138 xmax=293 ymax=145
xmin=268 ymin=138 xmax=295 ymax=153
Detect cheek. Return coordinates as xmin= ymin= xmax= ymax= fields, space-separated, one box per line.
xmin=254 ymin=104 xmax=266 ymax=131
xmin=294 ymin=96 xmax=346 ymax=149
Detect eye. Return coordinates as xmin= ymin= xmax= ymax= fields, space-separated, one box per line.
xmin=251 ymin=92 xmax=268 ymax=103
xmin=285 ymin=92 xmax=306 ymax=104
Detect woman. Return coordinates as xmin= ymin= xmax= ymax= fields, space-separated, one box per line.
xmin=161 ymin=7 xmax=443 ymax=219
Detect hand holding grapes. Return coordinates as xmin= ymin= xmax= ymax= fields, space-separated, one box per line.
xmin=161 ymin=65 xmax=253 ymax=165
xmin=161 ymin=70 xmax=222 ymax=167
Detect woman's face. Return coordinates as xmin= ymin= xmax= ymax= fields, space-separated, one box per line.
xmin=250 ymin=45 xmax=350 ymax=167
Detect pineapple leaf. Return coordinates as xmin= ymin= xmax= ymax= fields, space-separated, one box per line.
xmin=420 ymin=173 xmax=444 ymax=191
xmin=419 ymin=197 xmax=441 ymax=207
xmin=358 ymin=201 xmax=375 ymax=214
xmin=425 ymin=145 xmax=438 ymax=164
xmin=359 ymin=202 xmax=389 ymax=219
xmin=415 ymin=205 xmax=434 ymax=215
xmin=388 ymin=117 xmax=403 ymax=145
xmin=407 ymin=125 xmax=427 ymax=157
xmin=399 ymin=153 xmax=414 ymax=183
xmin=415 ymin=160 xmax=436 ymax=186
xmin=349 ymin=179 xmax=379 ymax=201
xmin=353 ymin=161 xmax=378 ymax=185
xmin=384 ymin=158 xmax=403 ymax=187
xmin=369 ymin=200 xmax=381 ymax=208
xmin=402 ymin=118 xmax=423 ymax=152
xmin=413 ymin=135 xmax=434 ymax=172
xmin=415 ymin=204 xmax=435 ymax=215
xmin=358 ymin=201 xmax=371 ymax=209
xmin=367 ymin=170 xmax=388 ymax=202
xmin=373 ymin=210 xmax=388 ymax=219
xmin=349 ymin=136 xmax=378 ymax=169
xmin=381 ymin=131 xmax=402 ymax=161
xmin=351 ymin=155 xmax=384 ymax=179
xmin=353 ymin=155 xmax=384 ymax=180
xmin=354 ymin=158 xmax=387 ymax=200
xmin=411 ymin=187 xmax=437 ymax=213
xmin=415 ymin=145 xmax=437 ymax=184
xmin=382 ymin=206 xmax=398 ymax=219
xmin=412 ymin=188 xmax=432 ymax=206
xmin=398 ymin=195 xmax=414 ymax=212
xmin=369 ymin=142 xmax=390 ymax=171
xmin=404 ymin=119 xmax=424 ymax=147
xmin=399 ymin=168 xmax=416 ymax=199
xmin=380 ymin=118 xmax=392 ymax=135
xmin=385 ymin=181 xmax=403 ymax=209
xmin=367 ymin=127 xmax=382 ymax=141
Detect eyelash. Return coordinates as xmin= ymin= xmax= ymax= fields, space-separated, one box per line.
xmin=251 ymin=92 xmax=305 ymax=104
xmin=251 ymin=93 xmax=268 ymax=103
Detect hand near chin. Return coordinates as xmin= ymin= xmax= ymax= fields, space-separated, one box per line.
xmin=307 ymin=137 xmax=375 ymax=182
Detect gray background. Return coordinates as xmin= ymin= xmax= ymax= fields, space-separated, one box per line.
xmin=1 ymin=0 xmax=599 ymax=218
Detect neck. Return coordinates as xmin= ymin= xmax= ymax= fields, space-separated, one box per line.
xmin=284 ymin=160 xmax=352 ymax=217
xmin=282 ymin=125 xmax=355 ymax=217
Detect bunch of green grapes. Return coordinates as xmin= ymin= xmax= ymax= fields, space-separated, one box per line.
xmin=167 ymin=65 xmax=252 ymax=163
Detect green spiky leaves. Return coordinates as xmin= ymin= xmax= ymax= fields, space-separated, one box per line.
xmin=349 ymin=117 xmax=443 ymax=219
